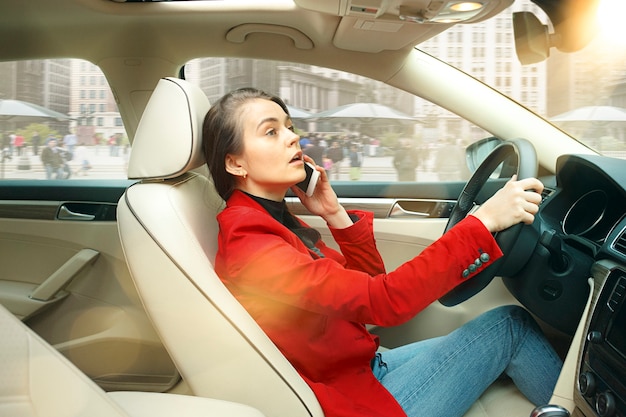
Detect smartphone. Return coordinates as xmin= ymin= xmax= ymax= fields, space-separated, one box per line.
xmin=296 ymin=161 xmax=320 ymax=197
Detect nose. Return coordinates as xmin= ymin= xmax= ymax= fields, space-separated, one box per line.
xmin=287 ymin=129 xmax=300 ymax=148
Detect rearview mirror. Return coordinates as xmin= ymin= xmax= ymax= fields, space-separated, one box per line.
xmin=512 ymin=11 xmax=551 ymax=65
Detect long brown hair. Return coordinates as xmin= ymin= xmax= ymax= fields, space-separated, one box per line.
xmin=202 ymin=87 xmax=290 ymax=200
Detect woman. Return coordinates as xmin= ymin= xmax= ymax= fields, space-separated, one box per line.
xmin=202 ymin=88 xmax=562 ymax=417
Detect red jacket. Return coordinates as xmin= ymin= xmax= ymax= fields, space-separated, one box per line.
xmin=215 ymin=190 xmax=502 ymax=417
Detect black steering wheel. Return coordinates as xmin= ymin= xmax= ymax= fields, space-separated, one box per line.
xmin=439 ymin=138 xmax=538 ymax=306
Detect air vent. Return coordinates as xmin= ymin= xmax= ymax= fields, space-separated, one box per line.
xmin=540 ymin=187 xmax=554 ymax=205
xmin=613 ymin=228 xmax=626 ymax=257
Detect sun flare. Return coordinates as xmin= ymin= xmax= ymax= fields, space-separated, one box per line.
xmin=597 ymin=0 xmax=626 ymax=45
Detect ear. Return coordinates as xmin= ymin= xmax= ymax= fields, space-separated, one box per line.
xmin=225 ymin=154 xmax=244 ymax=176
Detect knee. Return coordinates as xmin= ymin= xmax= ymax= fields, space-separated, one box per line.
xmin=484 ymin=305 xmax=538 ymax=330
xmin=492 ymin=305 xmax=544 ymax=339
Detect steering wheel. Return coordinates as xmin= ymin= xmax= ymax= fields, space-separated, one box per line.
xmin=438 ymin=138 xmax=538 ymax=307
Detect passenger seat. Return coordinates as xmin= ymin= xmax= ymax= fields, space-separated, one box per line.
xmin=0 ymin=302 xmax=265 ymax=417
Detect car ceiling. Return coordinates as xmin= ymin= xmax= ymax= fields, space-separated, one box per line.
xmin=0 ymin=0 xmax=594 ymax=63
xmin=0 ymin=0 xmax=600 ymax=150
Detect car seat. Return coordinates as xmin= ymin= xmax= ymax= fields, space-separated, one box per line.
xmin=116 ymin=77 xmax=324 ymax=417
xmin=0 ymin=301 xmax=264 ymax=417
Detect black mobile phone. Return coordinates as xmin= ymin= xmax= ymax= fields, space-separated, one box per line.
xmin=296 ymin=161 xmax=320 ymax=196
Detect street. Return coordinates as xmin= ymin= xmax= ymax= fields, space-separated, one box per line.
xmin=1 ymin=146 xmax=441 ymax=182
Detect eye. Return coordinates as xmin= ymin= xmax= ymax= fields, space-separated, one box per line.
xmin=287 ymin=125 xmax=295 ymax=132
xmin=265 ymin=128 xmax=277 ymax=136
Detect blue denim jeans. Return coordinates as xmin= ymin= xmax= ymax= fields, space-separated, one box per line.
xmin=371 ymin=305 xmax=562 ymax=417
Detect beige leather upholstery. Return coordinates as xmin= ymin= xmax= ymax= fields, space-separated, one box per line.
xmin=117 ymin=77 xmax=324 ymax=417
xmin=0 ymin=302 xmax=129 ymax=417
xmin=109 ymin=392 xmax=264 ymax=417
xmin=464 ymin=379 xmax=534 ymax=417
xmin=0 ymin=302 xmax=264 ymax=417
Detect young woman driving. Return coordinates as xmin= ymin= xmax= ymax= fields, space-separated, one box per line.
xmin=202 ymin=87 xmax=562 ymax=417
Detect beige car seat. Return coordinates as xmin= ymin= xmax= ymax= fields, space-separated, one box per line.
xmin=116 ymin=77 xmax=535 ymax=417
xmin=116 ymin=77 xmax=324 ymax=417
xmin=0 ymin=301 xmax=264 ymax=417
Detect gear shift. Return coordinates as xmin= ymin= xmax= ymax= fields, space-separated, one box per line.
xmin=530 ymin=404 xmax=570 ymax=417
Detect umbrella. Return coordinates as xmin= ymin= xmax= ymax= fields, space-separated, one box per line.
xmin=286 ymin=105 xmax=311 ymax=119
xmin=308 ymin=102 xmax=418 ymax=125
xmin=550 ymin=105 xmax=626 ymax=123
xmin=0 ymin=99 xmax=71 ymax=123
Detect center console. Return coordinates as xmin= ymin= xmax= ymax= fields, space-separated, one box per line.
xmin=577 ymin=263 xmax=626 ymax=417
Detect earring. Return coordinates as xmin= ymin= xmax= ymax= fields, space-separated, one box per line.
xmin=242 ymin=172 xmax=247 ymax=179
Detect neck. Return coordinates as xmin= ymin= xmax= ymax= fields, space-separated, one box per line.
xmin=236 ymin=184 xmax=287 ymax=202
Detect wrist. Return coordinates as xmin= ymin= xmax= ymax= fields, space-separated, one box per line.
xmin=470 ymin=213 xmax=495 ymax=233
xmin=323 ymin=206 xmax=352 ymax=229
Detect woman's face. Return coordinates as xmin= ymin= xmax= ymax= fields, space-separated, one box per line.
xmin=226 ymin=98 xmax=305 ymax=201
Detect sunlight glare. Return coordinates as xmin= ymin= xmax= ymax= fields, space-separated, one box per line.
xmin=597 ymin=0 xmax=626 ymax=45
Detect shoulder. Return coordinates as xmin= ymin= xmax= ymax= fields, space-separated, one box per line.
xmin=218 ymin=191 xmax=270 ymax=225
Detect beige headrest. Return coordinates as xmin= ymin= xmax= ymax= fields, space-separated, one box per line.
xmin=128 ymin=77 xmax=211 ymax=180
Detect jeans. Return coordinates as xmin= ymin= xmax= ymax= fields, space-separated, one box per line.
xmin=45 ymin=165 xmax=64 ymax=180
xmin=371 ymin=305 xmax=562 ymax=417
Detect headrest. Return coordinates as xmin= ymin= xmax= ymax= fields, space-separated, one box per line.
xmin=128 ymin=77 xmax=211 ymax=180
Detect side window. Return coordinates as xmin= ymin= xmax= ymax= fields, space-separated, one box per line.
xmin=186 ymin=58 xmax=489 ymax=184
xmin=0 ymin=59 xmax=129 ymax=180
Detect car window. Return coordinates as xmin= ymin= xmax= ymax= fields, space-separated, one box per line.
xmin=185 ymin=57 xmax=490 ymax=184
xmin=0 ymin=59 xmax=129 ymax=181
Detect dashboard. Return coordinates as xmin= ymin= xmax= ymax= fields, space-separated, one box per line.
xmin=544 ymin=155 xmax=626 ymax=253
xmin=506 ymin=154 xmax=626 ymax=417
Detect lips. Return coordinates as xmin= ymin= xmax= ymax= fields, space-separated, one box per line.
xmin=290 ymin=151 xmax=303 ymax=163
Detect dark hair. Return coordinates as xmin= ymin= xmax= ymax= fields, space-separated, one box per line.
xmin=202 ymin=87 xmax=290 ymax=200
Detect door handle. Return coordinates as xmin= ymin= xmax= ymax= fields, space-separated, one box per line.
xmin=58 ymin=204 xmax=96 ymax=221
xmin=30 ymin=248 xmax=100 ymax=302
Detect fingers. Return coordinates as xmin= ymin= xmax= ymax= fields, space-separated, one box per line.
xmin=516 ymin=176 xmax=544 ymax=195
xmin=511 ymin=177 xmax=543 ymax=225
xmin=474 ymin=176 xmax=544 ymax=232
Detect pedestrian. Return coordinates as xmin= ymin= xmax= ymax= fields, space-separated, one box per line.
xmin=303 ymin=137 xmax=324 ymax=166
xmin=14 ymin=134 xmax=25 ymax=156
xmin=202 ymin=87 xmax=562 ymax=417
xmin=348 ymin=142 xmax=362 ymax=180
xmin=40 ymin=138 xmax=64 ymax=179
xmin=73 ymin=142 xmax=92 ymax=176
xmin=393 ymin=139 xmax=419 ymax=181
xmin=435 ymin=137 xmax=466 ymax=181
xmin=57 ymin=141 xmax=73 ymax=179
xmin=326 ymin=140 xmax=344 ymax=180
xmin=31 ymin=131 xmax=41 ymax=156
xmin=63 ymin=130 xmax=78 ymax=154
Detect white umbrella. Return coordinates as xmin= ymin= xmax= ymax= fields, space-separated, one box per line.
xmin=0 ymin=99 xmax=71 ymax=122
xmin=308 ymin=102 xmax=418 ymax=125
xmin=286 ymin=105 xmax=311 ymax=119
xmin=551 ymin=105 xmax=626 ymax=123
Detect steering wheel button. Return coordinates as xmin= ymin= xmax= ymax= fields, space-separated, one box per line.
xmin=462 ymin=269 xmax=470 ymax=278
xmin=479 ymin=253 xmax=490 ymax=262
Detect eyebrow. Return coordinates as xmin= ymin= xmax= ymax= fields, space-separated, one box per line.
xmin=256 ymin=115 xmax=292 ymax=131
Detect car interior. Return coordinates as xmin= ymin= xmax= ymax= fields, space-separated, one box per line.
xmin=1 ymin=0 xmax=625 ymax=417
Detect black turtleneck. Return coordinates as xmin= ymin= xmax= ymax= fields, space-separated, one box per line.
xmin=244 ymin=192 xmax=324 ymax=258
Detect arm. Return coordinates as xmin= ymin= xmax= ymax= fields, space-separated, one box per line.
xmin=216 ymin=206 xmax=501 ymax=327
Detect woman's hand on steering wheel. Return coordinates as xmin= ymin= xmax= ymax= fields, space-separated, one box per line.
xmin=472 ymin=175 xmax=544 ymax=233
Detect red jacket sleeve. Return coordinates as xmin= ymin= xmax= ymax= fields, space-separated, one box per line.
xmin=215 ymin=199 xmax=502 ymax=327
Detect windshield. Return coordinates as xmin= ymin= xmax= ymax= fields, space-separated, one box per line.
xmin=419 ymin=0 xmax=626 ymax=158
xmin=549 ymin=2 xmax=626 ymax=158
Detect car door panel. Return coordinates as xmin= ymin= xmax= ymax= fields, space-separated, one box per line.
xmin=0 ymin=180 xmax=180 ymax=393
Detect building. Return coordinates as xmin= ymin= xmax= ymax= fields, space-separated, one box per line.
xmin=69 ymin=60 xmax=125 ymax=145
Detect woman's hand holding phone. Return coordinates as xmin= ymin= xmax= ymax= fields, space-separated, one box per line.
xmin=296 ymin=161 xmax=320 ymax=197
xmin=292 ymin=157 xmax=353 ymax=229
